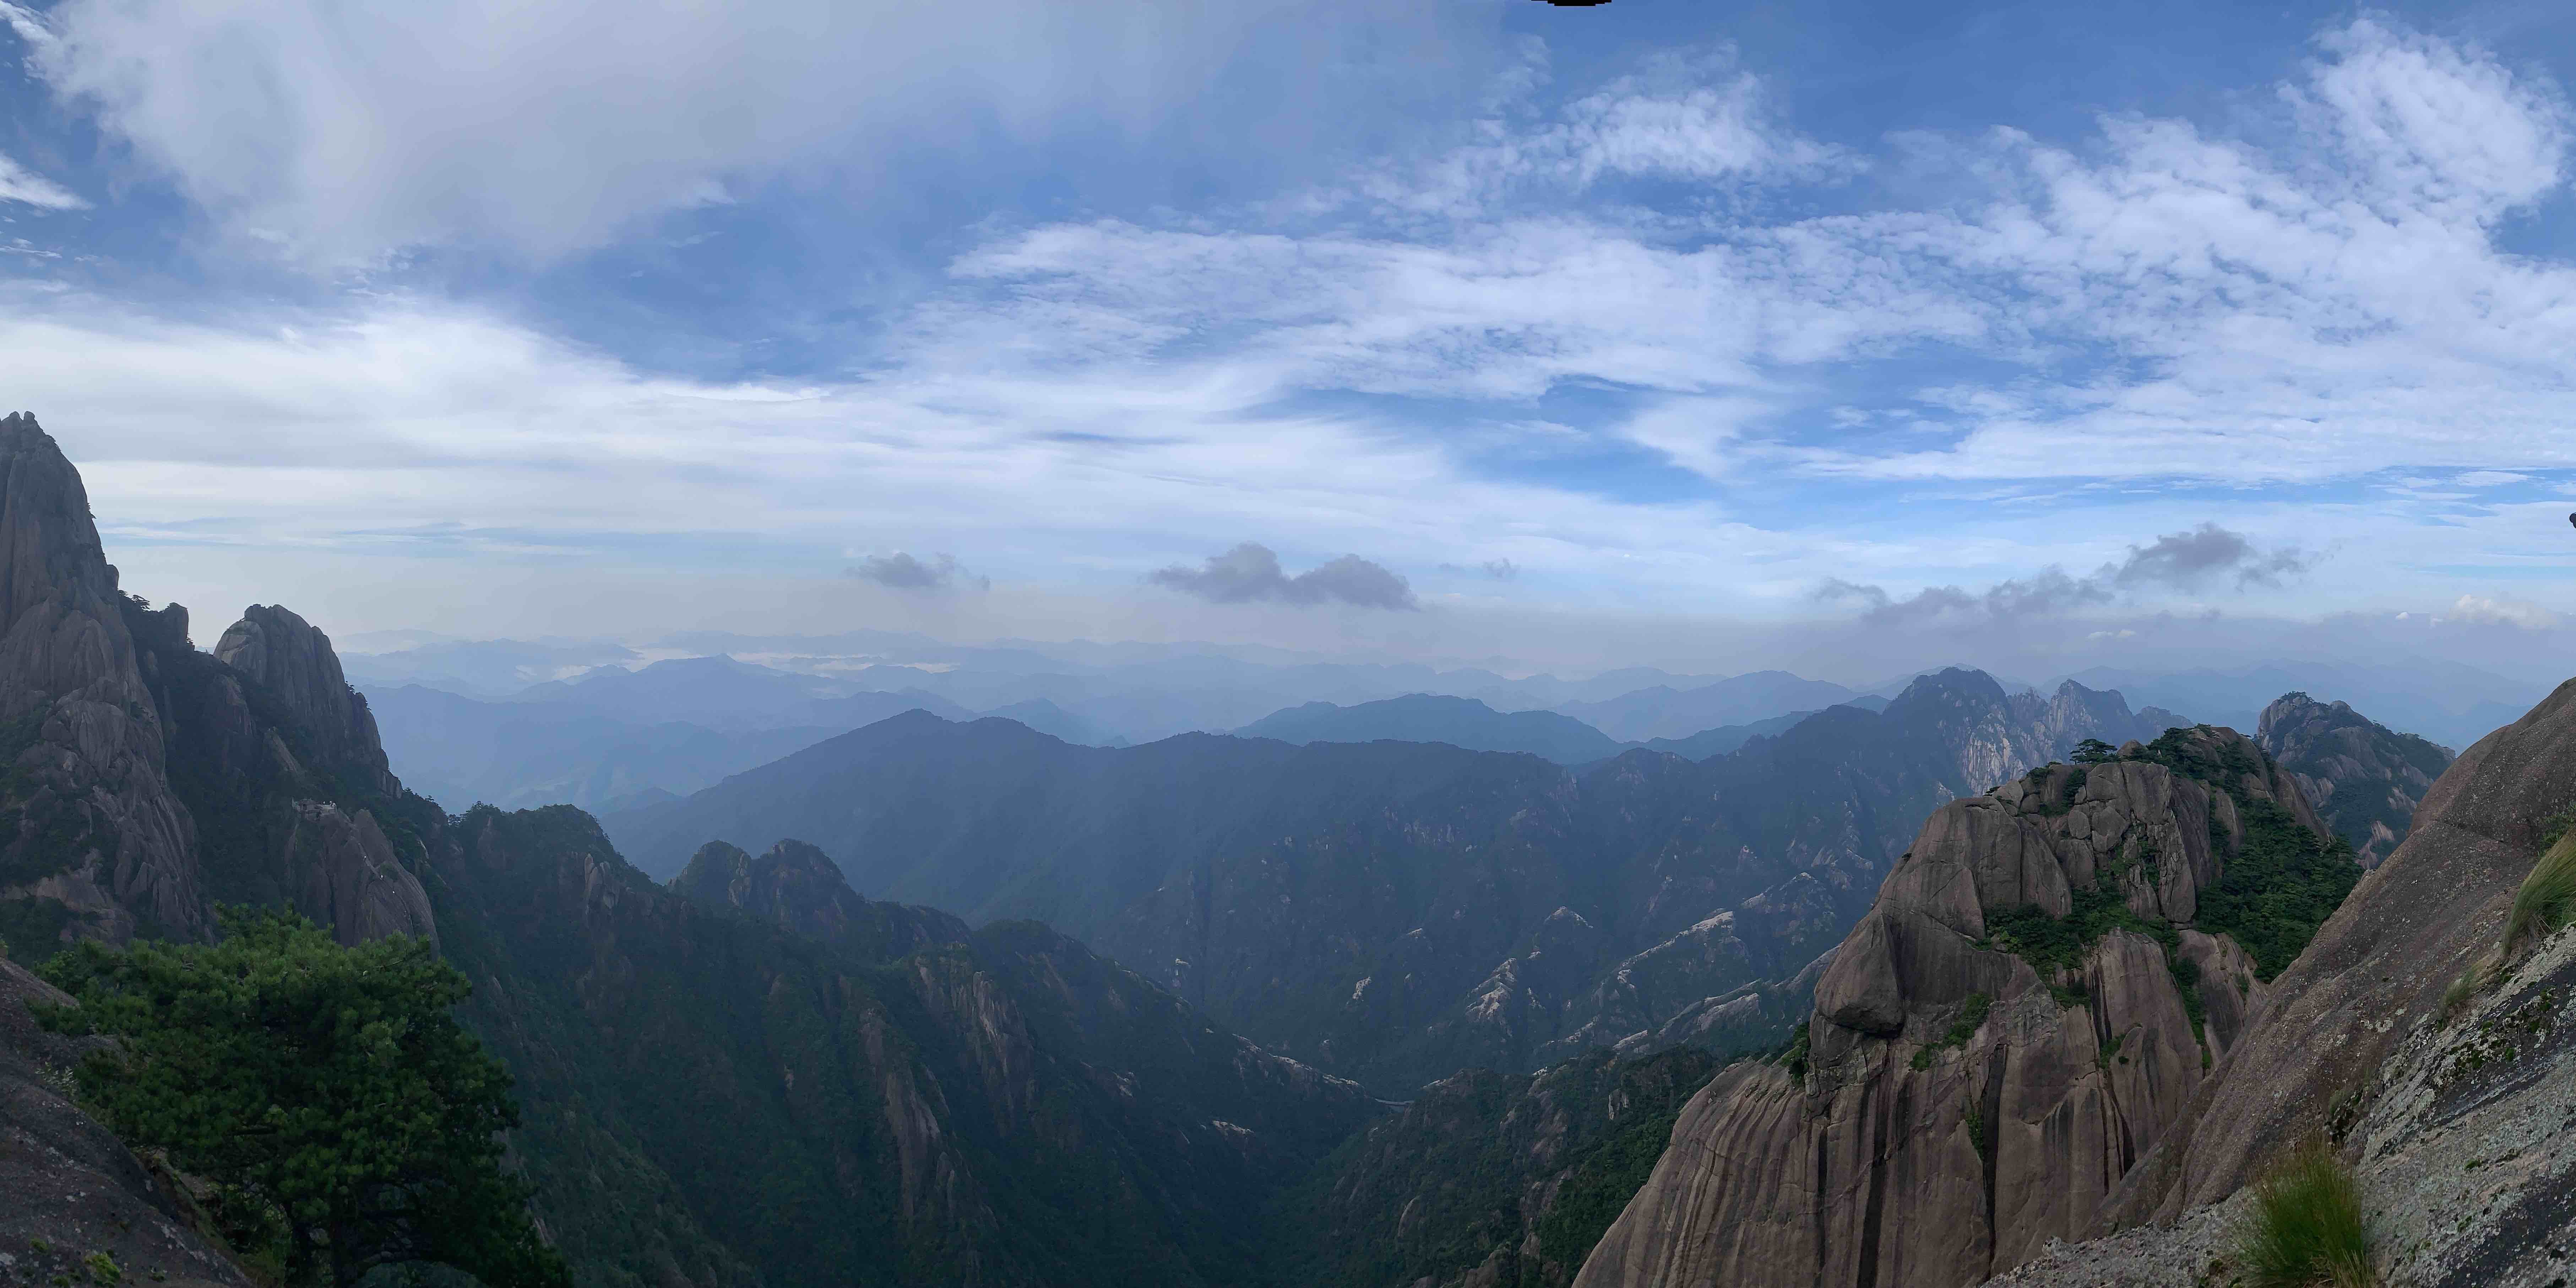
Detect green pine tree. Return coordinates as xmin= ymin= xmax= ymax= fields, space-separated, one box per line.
xmin=36 ymin=907 xmax=568 ymax=1288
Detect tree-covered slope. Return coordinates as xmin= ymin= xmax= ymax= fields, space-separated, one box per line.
xmin=2256 ymin=689 xmax=2455 ymax=867
xmin=606 ymin=669 xmax=2182 ymax=1092
xmin=1266 ymin=1048 xmax=1721 ymax=1288
xmin=429 ymin=807 xmax=1380 ymax=1288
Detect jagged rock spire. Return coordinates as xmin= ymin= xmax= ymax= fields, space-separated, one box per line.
xmin=0 ymin=413 xmax=203 ymax=941
xmin=216 ymin=604 xmax=398 ymax=797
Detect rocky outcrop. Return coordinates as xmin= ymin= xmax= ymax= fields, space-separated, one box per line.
xmin=2102 ymin=678 xmax=2576 ymax=1226
xmin=670 ymin=837 xmax=967 ymax=959
xmin=0 ymin=414 xmax=202 ymax=946
xmin=213 ymin=606 xmax=397 ymax=797
xmin=0 ymin=957 xmax=251 ymax=1286
xmin=2257 ymin=689 xmax=2453 ymax=867
xmin=1572 ymin=726 xmax=2343 ymax=1288
xmin=280 ymin=801 xmax=436 ymax=947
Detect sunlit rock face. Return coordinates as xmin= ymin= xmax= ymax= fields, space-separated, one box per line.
xmin=1574 ymin=727 xmax=2325 ymax=1288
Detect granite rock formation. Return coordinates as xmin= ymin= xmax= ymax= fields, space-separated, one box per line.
xmin=2256 ymin=689 xmax=2453 ymax=867
xmin=1572 ymin=726 xmax=2341 ymax=1288
xmin=0 ymin=413 xmax=203 ymax=945
xmin=213 ymin=605 xmax=398 ymax=797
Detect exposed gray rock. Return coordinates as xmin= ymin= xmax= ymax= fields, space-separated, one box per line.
xmin=214 ymin=605 xmax=397 ymax=797
xmin=0 ymin=414 xmax=203 ymax=946
xmin=0 ymin=957 xmax=251 ymax=1285
xmin=2105 ymin=678 xmax=2576 ymax=1228
xmin=282 ymin=800 xmax=436 ymax=948
xmin=2257 ymin=689 xmax=2453 ymax=867
xmin=1572 ymin=727 xmax=2316 ymax=1288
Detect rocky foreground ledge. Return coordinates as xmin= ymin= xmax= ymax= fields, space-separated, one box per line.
xmin=1581 ymin=678 xmax=2576 ymax=1288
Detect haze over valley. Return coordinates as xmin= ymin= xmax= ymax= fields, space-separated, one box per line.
xmin=4 ymin=0 xmax=2576 ymax=1285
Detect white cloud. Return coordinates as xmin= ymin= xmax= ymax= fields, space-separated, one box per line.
xmin=2447 ymin=594 xmax=2561 ymax=629
xmin=0 ymin=153 xmax=85 ymax=210
xmin=2454 ymin=470 xmax=2533 ymax=487
xmin=13 ymin=0 xmax=1479 ymax=263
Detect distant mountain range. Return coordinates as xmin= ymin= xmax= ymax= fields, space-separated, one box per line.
xmin=364 ymin=660 xmax=1125 ymax=811
xmin=603 ymin=668 xmax=2184 ymax=1092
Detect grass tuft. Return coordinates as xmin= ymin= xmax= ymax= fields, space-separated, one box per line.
xmin=2503 ymin=830 xmax=2576 ymax=955
xmin=2233 ymin=1139 xmax=2376 ymax=1288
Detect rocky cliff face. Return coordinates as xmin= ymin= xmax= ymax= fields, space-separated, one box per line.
xmin=671 ymin=837 xmax=968 ymax=957
xmin=432 ymin=808 xmax=1381 ymax=1288
xmin=0 ymin=414 xmax=435 ymax=957
xmin=213 ymin=605 xmax=399 ymax=798
xmin=1572 ymin=726 xmax=2348 ymax=1288
xmin=2257 ymin=689 xmax=2453 ymax=867
xmin=0 ymin=414 xmax=203 ymax=946
xmin=120 ymin=593 xmax=435 ymax=948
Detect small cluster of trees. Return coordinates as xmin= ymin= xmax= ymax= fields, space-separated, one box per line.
xmin=36 ymin=908 xmax=568 ymax=1288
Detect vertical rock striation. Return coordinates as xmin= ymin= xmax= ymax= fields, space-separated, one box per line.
xmin=0 ymin=413 xmax=202 ymax=946
xmin=213 ymin=605 xmax=398 ymax=798
xmin=1573 ymin=727 xmax=2340 ymax=1288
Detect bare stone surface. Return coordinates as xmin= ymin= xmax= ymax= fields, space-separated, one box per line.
xmin=214 ymin=604 xmax=397 ymax=798
xmin=283 ymin=800 xmax=437 ymax=947
xmin=1574 ymin=728 xmax=2310 ymax=1288
xmin=0 ymin=414 xmax=202 ymax=945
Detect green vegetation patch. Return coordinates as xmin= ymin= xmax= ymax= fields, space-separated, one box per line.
xmin=1982 ymin=888 xmax=2205 ymax=1046
xmin=2120 ymin=726 xmax=2360 ymax=981
xmin=2192 ymin=796 xmax=2361 ymax=980
xmin=0 ymin=895 xmax=77 ymax=965
xmin=36 ymin=906 xmax=568 ymax=1288
xmin=2504 ymin=831 xmax=2576 ymax=954
xmin=2230 ymin=1140 xmax=2376 ymax=1288
xmin=1909 ymin=992 xmax=1990 ymax=1069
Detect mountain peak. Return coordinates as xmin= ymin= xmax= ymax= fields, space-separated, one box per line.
xmin=216 ymin=604 xmax=398 ymax=796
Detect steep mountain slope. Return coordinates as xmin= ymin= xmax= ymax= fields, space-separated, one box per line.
xmin=430 ymin=808 xmax=1381 ymax=1288
xmin=2084 ymin=678 xmax=2576 ymax=1268
xmin=0 ymin=955 xmax=252 ymax=1287
xmin=0 ymin=413 xmax=203 ymax=946
xmin=1266 ymin=1048 xmax=1721 ymax=1288
xmin=2257 ymin=689 xmax=2453 ymax=867
xmin=607 ymin=668 xmax=2179 ymax=1091
xmin=1574 ymin=726 xmax=2351 ymax=1288
xmin=1555 ymin=671 xmax=1858 ymax=743
xmin=1235 ymin=694 xmax=1623 ymax=763
xmin=0 ymin=415 xmax=1384 ymax=1288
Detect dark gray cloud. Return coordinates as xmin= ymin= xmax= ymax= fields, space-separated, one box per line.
xmin=1820 ymin=523 xmax=2315 ymax=627
xmin=1150 ymin=542 xmax=1418 ymax=610
xmin=849 ymin=552 xmax=989 ymax=593
xmin=2111 ymin=522 xmax=2317 ymax=590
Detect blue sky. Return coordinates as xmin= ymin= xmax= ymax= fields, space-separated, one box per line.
xmin=0 ymin=0 xmax=2572 ymax=680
